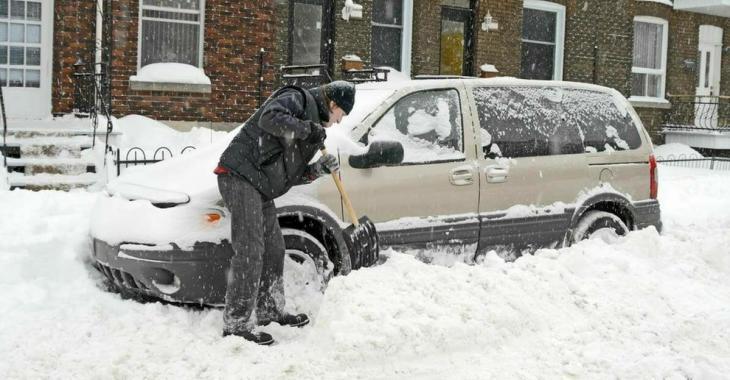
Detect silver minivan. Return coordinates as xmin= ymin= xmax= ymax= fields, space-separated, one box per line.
xmin=91 ymin=78 xmax=661 ymax=305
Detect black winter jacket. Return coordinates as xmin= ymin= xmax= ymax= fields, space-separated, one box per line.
xmin=217 ymin=86 xmax=329 ymax=201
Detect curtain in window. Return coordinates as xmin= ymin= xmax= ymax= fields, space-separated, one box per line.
xmin=633 ymin=22 xmax=662 ymax=69
xmin=632 ymin=21 xmax=664 ymax=98
xmin=140 ymin=0 xmax=202 ymax=67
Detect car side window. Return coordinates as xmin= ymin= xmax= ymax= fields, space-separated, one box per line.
xmin=369 ymin=89 xmax=465 ymax=164
xmin=563 ymin=89 xmax=642 ymax=152
xmin=473 ymin=86 xmax=583 ymax=158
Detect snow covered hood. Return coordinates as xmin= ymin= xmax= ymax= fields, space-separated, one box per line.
xmin=105 ymin=84 xmax=396 ymax=203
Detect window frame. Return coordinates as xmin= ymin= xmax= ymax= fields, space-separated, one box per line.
xmin=371 ymin=0 xmax=413 ymax=76
xmin=137 ymin=0 xmax=206 ymax=71
xmin=521 ymin=0 xmax=565 ymax=81
xmin=630 ymin=16 xmax=669 ymax=102
xmin=366 ymin=87 xmax=466 ymax=166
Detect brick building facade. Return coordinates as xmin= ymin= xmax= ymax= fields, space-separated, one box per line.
xmin=51 ymin=0 xmax=277 ymax=130
xmin=40 ymin=1 xmax=730 ymax=143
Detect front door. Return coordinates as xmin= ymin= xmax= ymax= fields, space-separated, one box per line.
xmin=696 ymin=25 xmax=723 ymax=128
xmin=289 ymin=0 xmax=333 ymax=71
xmin=337 ymin=86 xmax=480 ymax=248
xmin=0 ymin=0 xmax=52 ymax=119
xmin=439 ymin=6 xmax=473 ymax=76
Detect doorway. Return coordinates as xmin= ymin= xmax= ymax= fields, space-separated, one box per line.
xmin=288 ymin=0 xmax=334 ymax=73
xmin=0 ymin=0 xmax=53 ymax=119
xmin=439 ymin=6 xmax=474 ymax=76
xmin=696 ymin=25 xmax=723 ymax=128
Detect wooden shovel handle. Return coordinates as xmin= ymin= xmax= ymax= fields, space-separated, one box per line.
xmin=321 ymin=148 xmax=359 ymax=226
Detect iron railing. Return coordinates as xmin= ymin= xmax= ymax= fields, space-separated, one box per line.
xmin=656 ymin=154 xmax=730 ymax=171
xmin=662 ymin=95 xmax=730 ymax=131
xmin=280 ymin=64 xmax=332 ymax=89
xmin=114 ymin=145 xmax=197 ymax=176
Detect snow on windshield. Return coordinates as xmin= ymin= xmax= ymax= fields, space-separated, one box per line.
xmin=473 ymin=86 xmax=641 ymax=158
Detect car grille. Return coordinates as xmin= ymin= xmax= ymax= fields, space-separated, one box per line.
xmin=95 ymin=262 xmax=148 ymax=291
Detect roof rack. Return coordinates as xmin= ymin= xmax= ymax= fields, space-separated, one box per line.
xmin=414 ymin=75 xmax=474 ymax=80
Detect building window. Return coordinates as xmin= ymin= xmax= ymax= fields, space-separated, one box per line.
xmin=631 ymin=17 xmax=668 ymax=100
xmin=520 ymin=0 xmax=565 ymax=81
xmin=372 ymin=0 xmax=403 ymax=70
xmin=139 ymin=0 xmax=204 ymax=69
xmin=0 ymin=0 xmax=42 ymax=88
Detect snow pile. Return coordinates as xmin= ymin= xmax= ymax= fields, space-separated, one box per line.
xmin=654 ymin=143 xmax=703 ymax=159
xmin=112 ymin=114 xmax=227 ymax=152
xmin=130 ymin=63 xmax=211 ymax=85
xmin=2 ymin=167 xmax=730 ymax=378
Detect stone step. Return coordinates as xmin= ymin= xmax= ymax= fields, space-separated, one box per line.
xmin=6 ymin=128 xmax=122 ymax=139
xmin=6 ymin=157 xmax=96 ymax=176
xmin=8 ymin=172 xmax=99 ymax=191
xmin=4 ymin=135 xmax=94 ymax=147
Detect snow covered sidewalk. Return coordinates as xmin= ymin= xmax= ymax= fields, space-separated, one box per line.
xmin=1 ymin=167 xmax=729 ymax=379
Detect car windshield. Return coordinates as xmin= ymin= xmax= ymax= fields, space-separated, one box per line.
xmin=337 ymin=88 xmax=395 ymax=133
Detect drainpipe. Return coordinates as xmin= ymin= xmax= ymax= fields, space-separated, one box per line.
xmin=95 ymin=0 xmax=104 ymax=106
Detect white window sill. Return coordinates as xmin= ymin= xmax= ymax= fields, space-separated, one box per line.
xmin=129 ymin=79 xmax=211 ymax=94
xmin=629 ymin=97 xmax=671 ymax=109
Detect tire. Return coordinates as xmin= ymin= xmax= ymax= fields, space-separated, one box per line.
xmin=281 ymin=228 xmax=334 ymax=295
xmin=571 ymin=210 xmax=629 ymax=245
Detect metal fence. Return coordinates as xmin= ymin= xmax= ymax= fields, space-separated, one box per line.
xmin=656 ymin=154 xmax=730 ymax=171
xmin=662 ymin=96 xmax=730 ymax=131
xmin=114 ymin=146 xmax=197 ymax=176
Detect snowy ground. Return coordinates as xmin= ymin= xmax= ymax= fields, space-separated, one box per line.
xmin=1 ymin=166 xmax=730 ymax=379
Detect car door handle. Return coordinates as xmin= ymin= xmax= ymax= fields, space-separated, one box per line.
xmin=449 ymin=166 xmax=474 ymax=186
xmin=485 ymin=166 xmax=508 ymax=183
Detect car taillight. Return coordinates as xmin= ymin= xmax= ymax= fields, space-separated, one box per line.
xmin=649 ymin=154 xmax=658 ymax=199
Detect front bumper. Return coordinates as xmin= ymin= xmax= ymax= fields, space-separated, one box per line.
xmin=92 ymin=238 xmax=232 ymax=305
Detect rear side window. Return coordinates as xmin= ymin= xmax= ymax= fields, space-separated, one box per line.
xmin=563 ymin=89 xmax=642 ymax=152
xmin=472 ymin=86 xmax=583 ymax=158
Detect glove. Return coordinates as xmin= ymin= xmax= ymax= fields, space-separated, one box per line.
xmin=305 ymin=122 xmax=327 ymax=145
xmin=313 ymin=153 xmax=339 ymax=176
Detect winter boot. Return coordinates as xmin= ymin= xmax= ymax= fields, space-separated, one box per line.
xmin=260 ymin=313 xmax=310 ymax=328
xmin=222 ymin=330 xmax=275 ymax=345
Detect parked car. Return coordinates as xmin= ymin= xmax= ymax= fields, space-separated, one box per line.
xmin=90 ymin=78 xmax=662 ymax=306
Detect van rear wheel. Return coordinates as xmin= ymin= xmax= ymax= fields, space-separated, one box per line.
xmin=571 ymin=210 xmax=629 ymax=244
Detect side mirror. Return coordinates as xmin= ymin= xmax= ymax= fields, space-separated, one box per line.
xmin=349 ymin=140 xmax=404 ymax=169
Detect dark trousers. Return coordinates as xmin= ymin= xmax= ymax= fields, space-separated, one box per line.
xmin=217 ymin=174 xmax=286 ymax=333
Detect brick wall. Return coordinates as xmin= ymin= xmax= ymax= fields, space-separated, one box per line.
xmin=474 ymin=0 xmax=523 ymax=77
xmin=412 ymin=1 xmax=443 ymax=76
xmin=333 ymin=0 xmax=373 ymax=76
xmin=58 ymin=0 xmax=278 ymax=128
xmin=52 ymin=1 xmax=96 ymax=114
xmin=632 ymin=1 xmax=730 ymax=142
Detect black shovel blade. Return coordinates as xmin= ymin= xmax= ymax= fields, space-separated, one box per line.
xmin=342 ymin=216 xmax=379 ymax=270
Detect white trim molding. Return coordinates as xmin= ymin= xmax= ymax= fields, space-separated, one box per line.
xmin=631 ymin=16 xmax=669 ymax=101
xmin=522 ymin=0 xmax=565 ymax=81
xmin=401 ymin=0 xmax=413 ymax=77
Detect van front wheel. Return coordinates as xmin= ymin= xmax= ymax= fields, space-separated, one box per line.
xmin=571 ymin=210 xmax=629 ymax=245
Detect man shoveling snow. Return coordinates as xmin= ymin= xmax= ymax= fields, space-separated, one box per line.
xmin=214 ymin=81 xmax=355 ymax=345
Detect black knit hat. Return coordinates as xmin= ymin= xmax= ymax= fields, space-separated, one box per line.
xmin=323 ymin=81 xmax=356 ymax=115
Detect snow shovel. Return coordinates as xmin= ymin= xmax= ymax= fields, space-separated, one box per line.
xmin=321 ymin=148 xmax=379 ymax=270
